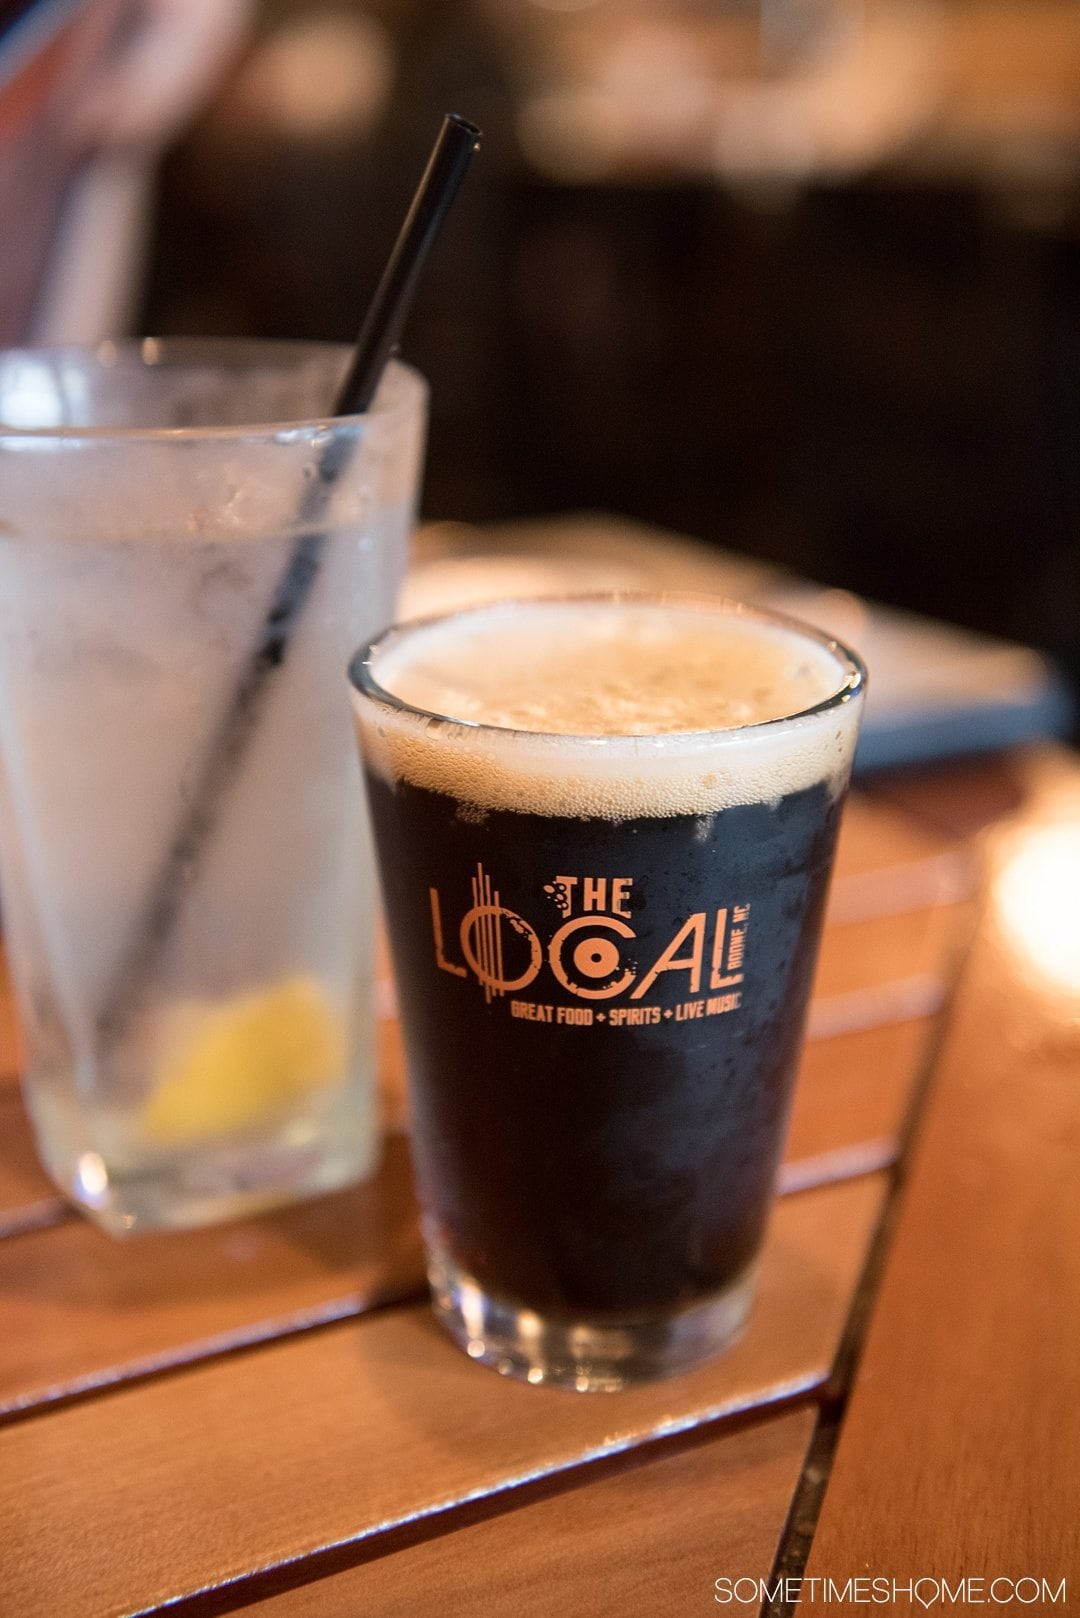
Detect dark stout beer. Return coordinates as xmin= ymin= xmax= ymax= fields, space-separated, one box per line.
xmin=352 ymin=598 xmax=864 ymax=1386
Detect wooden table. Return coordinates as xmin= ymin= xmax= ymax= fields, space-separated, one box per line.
xmin=0 ymin=746 xmax=1077 ymax=1617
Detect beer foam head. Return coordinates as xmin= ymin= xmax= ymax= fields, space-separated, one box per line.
xmin=353 ymin=598 xmax=864 ymax=817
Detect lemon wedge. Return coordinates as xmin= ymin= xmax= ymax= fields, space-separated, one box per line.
xmin=141 ymin=976 xmax=346 ymax=1145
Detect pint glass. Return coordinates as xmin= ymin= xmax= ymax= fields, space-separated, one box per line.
xmin=0 ymin=342 xmax=426 ymax=1232
xmin=351 ymin=596 xmax=864 ymax=1388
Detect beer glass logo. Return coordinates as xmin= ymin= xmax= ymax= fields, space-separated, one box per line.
xmin=429 ymin=862 xmax=748 ymax=1022
xmin=453 ymin=863 xmax=543 ymax=1004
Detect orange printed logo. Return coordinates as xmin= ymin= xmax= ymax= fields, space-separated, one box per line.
xmin=429 ymin=863 xmax=748 ymax=1023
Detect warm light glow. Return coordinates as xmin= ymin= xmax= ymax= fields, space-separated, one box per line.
xmin=234 ymin=14 xmax=394 ymax=140
xmin=995 ymin=821 xmax=1080 ymax=998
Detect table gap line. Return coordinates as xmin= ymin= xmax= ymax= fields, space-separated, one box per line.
xmin=0 ymin=1282 xmax=428 ymax=1430
xmin=0 ymin=1196 xmax=73 ymax=1240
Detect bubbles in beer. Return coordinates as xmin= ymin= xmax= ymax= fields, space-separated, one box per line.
xmin=356 ymin=599 xmax=863 ymax=820
xmin=378 ymin=599 xmax=842 ymax=735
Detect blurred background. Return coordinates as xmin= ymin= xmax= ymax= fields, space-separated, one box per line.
xmin=3 ymin=0 xmax=1079 ymax=710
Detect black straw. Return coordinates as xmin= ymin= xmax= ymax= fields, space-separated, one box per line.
xmin=336 ymin=114 xmax=481 ymax=416
xmin=97 ymin=114 xmax=481 ymax=1046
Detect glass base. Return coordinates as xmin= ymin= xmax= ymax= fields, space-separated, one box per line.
xmin=49 ymin=1132 xmax=380 ymax=1235
xmin=428 ymin=1249 xmax=756 ymax=1391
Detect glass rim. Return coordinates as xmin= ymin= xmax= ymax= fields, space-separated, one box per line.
xmin=349 ymin=592 xmax=866 ymax=745
xmin=0 ymin=338 xmax=424 ymax=443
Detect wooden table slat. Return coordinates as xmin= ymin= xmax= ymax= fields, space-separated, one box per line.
xmin=0 ymin=1135 xmax=424 ymax=1418
xmin=0 ymin=950 xmax=21 ymax=1084
xmin=811 ymin=902 xmax=966 ymax=1002
xmin=832 ymin=792 xmax=963 ymax=876
xmin=239 ymin=1408 xmax=817 ymax=1618
xmin=0 ymin=1176 xmax=884 ymax=1618
xmin=0 ymin=1091 xmax=65 ymax=1224
xmin=785 ymin=1017 xmax=935 ymax=1172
